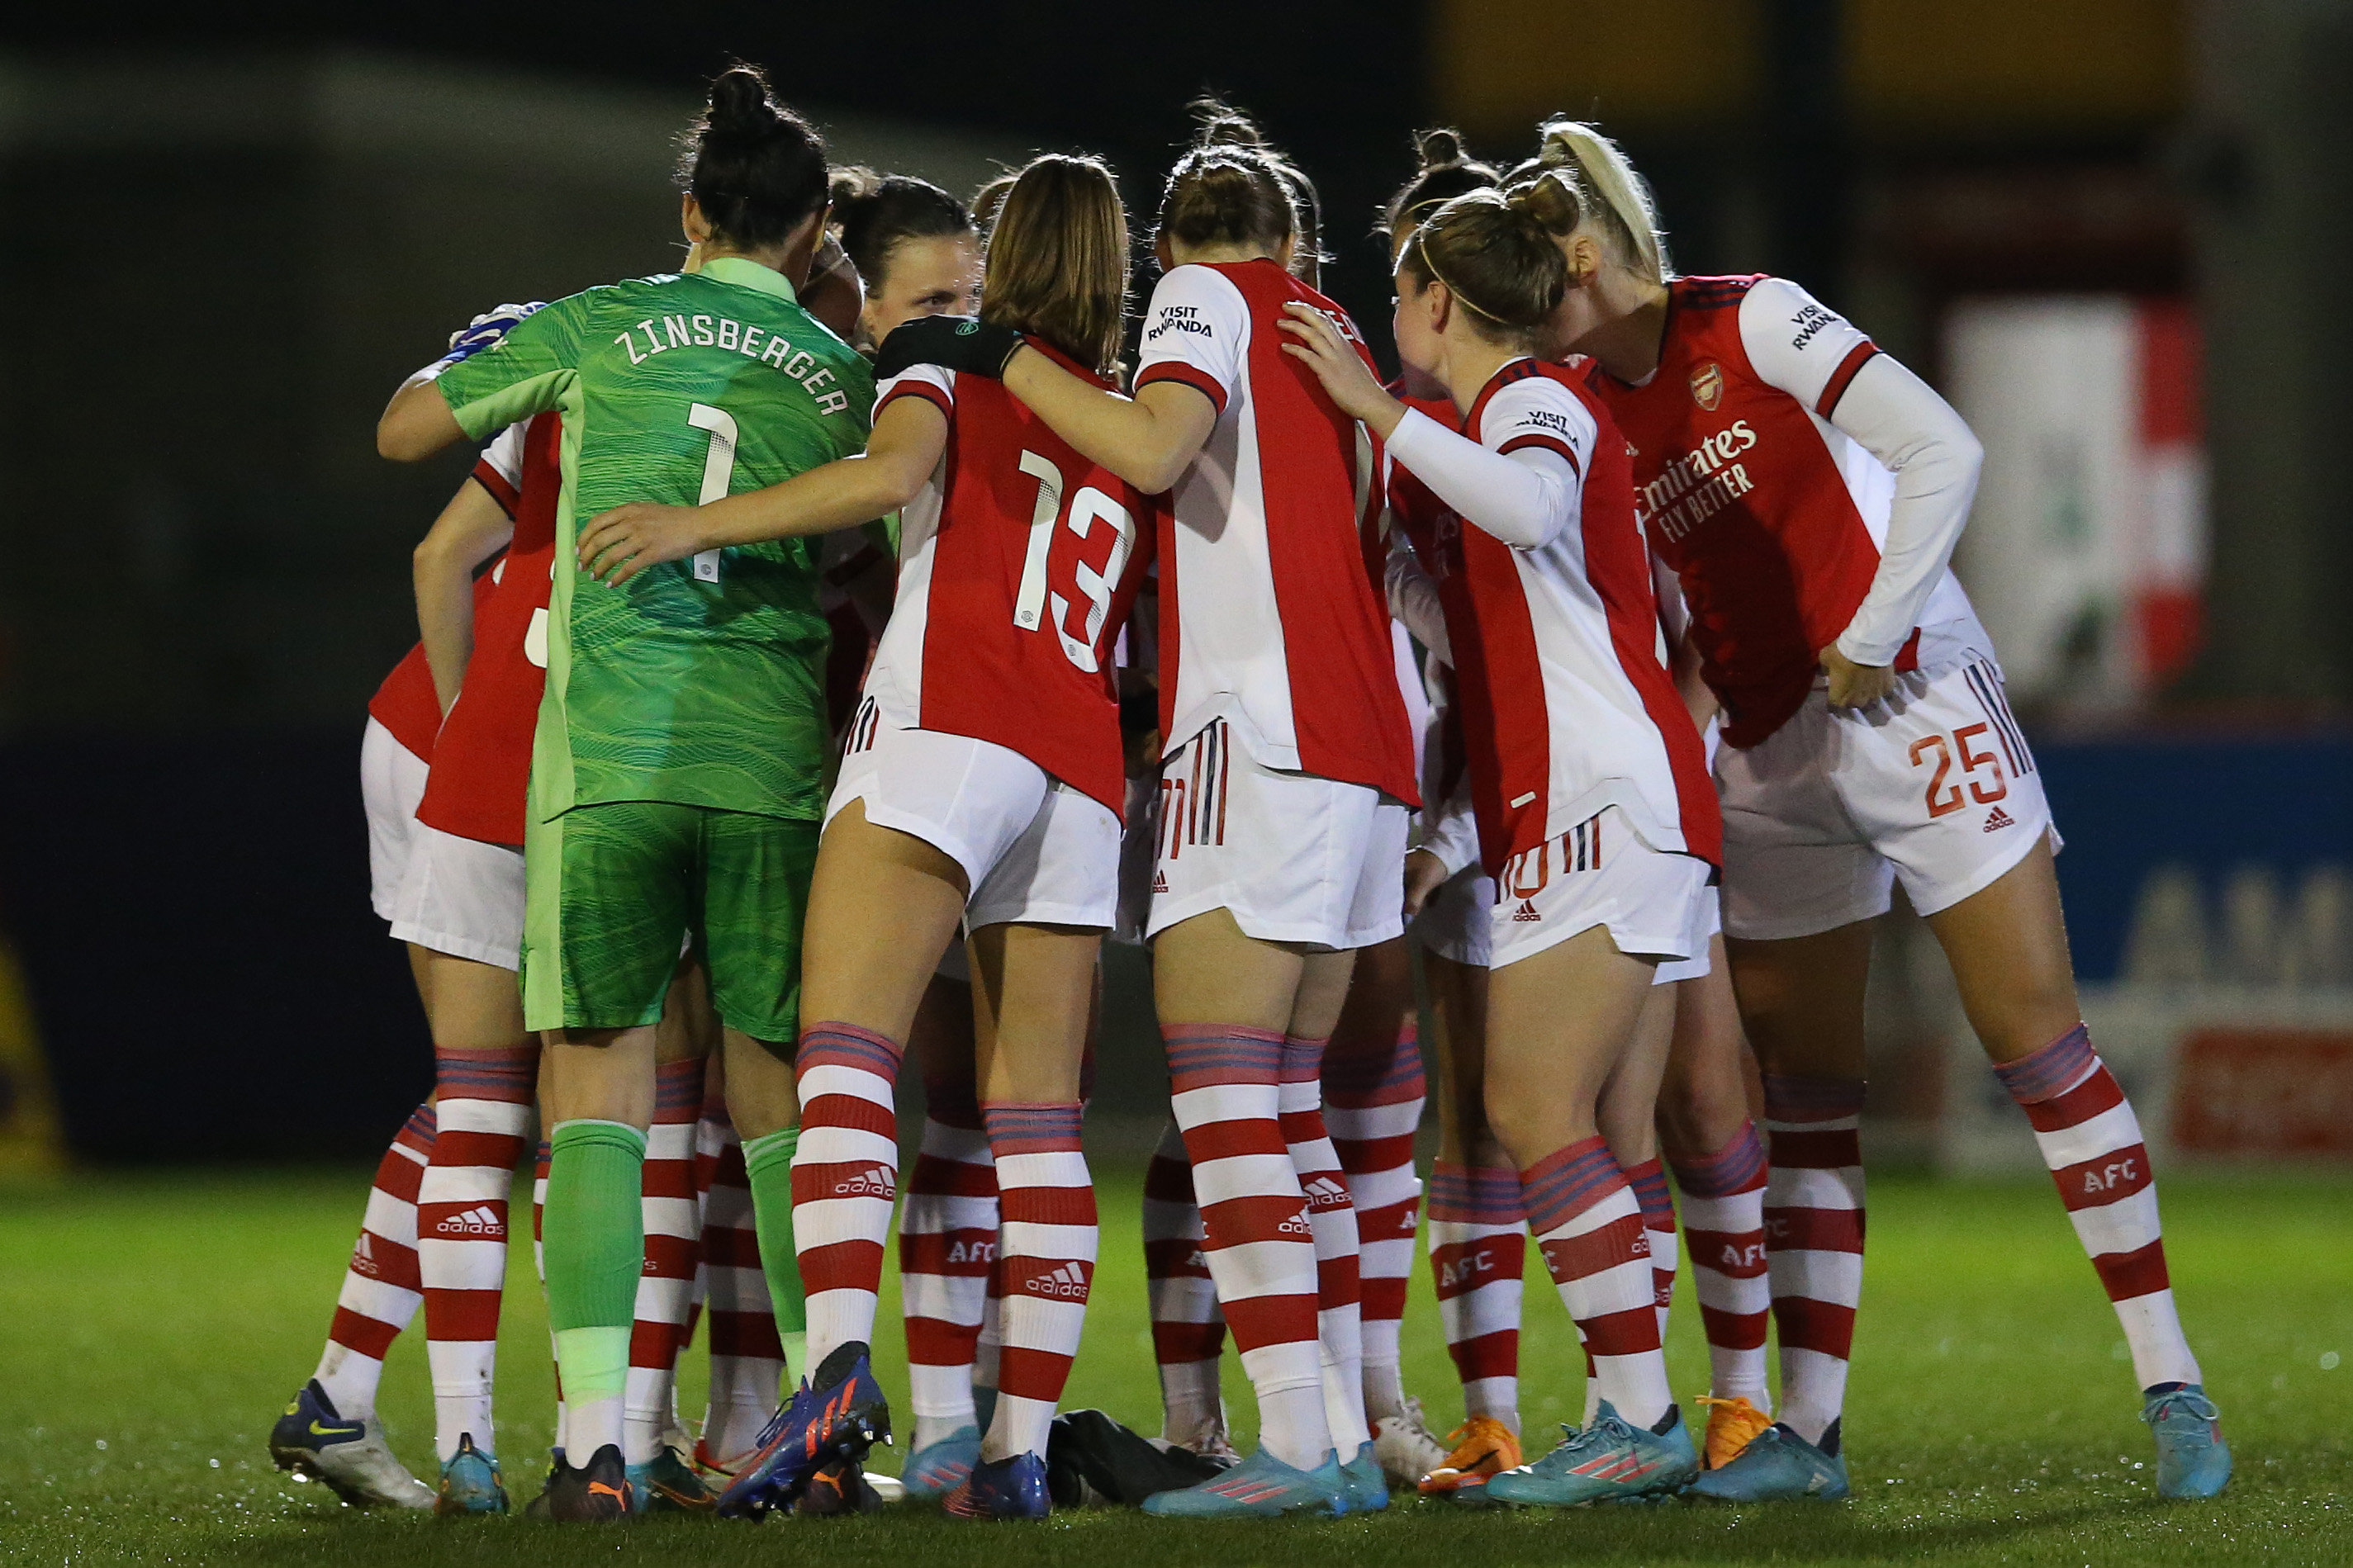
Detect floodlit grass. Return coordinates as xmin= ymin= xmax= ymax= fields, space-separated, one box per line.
xmin=0 ymin=1166 xmax=2344 ymax=1566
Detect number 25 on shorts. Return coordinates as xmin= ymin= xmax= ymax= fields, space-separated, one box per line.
xmin=1909 ymin=723 xmax=2007 ymax=819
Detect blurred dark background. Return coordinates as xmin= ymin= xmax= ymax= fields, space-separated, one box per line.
xmin=0 ymin=1 xmax=2346 ymax=1166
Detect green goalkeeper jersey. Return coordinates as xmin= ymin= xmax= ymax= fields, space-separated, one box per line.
xmin=435 ymin=258 xmax=872 ymax=822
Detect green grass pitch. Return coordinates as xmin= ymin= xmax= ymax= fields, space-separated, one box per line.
xmin=0 ymin=1166 xmax=2344 ymax=1566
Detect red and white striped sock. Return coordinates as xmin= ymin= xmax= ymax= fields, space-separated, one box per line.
xmin=314 ymin=1102 xmax=434 ymax=1423
xmin=1324 ymin=1018 xmax=1426 ymax=1424
xmin=1669 ymin=1122 xmax=1772 ymax=1409
xmin=419 ymin=1049 xmax=534 ymax=1461
xmin=1624 ymin=1158 xmax=1679 ymax=1340
xmin=1762 ymin=1075 xmax=1866 ymax=1446
xmin=696 ymin=1106 xmax=782 ymax=1466
xmin=791 ymin=1021 xmax=904 ymax=1376
xmin=1995 ymin=1024 xmax=2200 ymax=1390
xmin=1164 ymin=1024 xmax=1331 ymax=1469
xmin=979 ymin=1101 xmax=1094 ymax=1462
xmin=902 ymin=1072 xmax=999 ymax=1452
xmin=1427 ymin=1160 xmax=1525 ymax=1432
xmin=1521 ymin=1135 xmax=1671 ymax=1431
xmin=623 ymin=1058 xmax=706 ymax=1465
xmin=530 ymin=1136 xmax=565 ymax=1452
xmin=1141 ymin=1118 xmax=1226 ymax=1444
xmin=1280 ymin=1034 xmax=1369 ymax=1453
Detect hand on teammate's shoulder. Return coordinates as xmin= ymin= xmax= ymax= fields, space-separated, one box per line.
xmin=875 ymin=315 xmax=1022 ymax=381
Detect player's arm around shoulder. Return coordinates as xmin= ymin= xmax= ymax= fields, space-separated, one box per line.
xmin=576 ymin=381 xmax=944 ymax=588
xmin=381 ymin=290 xmax=592 ymax=462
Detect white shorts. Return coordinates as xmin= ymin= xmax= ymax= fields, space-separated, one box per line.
xmin=391 ymin=822 xmax=526 ymax=970
xmin=1489 ymin=806 xmax=1713 ymax=972
xmin=1145 ymin=719 xmax=1410 ymax=951
xmin=360 ymin=716 xmax=430 ymax=925
xmin=828 ymin=724 xmax=1122 ymax=931
xmin=1411 ymin=863 xmax=1494 ymax=968
xmin=1717 ymin=659 xmax=2059 ymax=942
xmin=1652 ymin=883 xmax=1721 ymax=986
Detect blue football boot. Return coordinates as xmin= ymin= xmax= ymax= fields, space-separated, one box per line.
xmin=1683 ymin=1417 xmax=1849 ymax=1502
xmin=2142 ymin=1384 xmax=2231 ymax=1498
xmin=1486 ymin=1401 xmax=1699 ymax=1508
xmin=1339 ymin=1440 xmax=1390 ymax=1513
xmin=1141 ymin=1446 xmax=1349 ymax=1518
xmin=434 ymin=1433 xmax=509 ymax=1516
xmin=714 ymin=1340 xmax=892 ymax=1520
xmin=903 ymin=1424 xmax=982 ymax=1499
xmin=943 ymin=1452 xmax=1052 ymax=1520
xmin=268 ymin=1379 xmax=434 ymax=1509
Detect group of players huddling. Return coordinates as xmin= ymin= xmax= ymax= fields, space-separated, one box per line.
xmin=266 ymin=63 xmax=2233 ymax=1523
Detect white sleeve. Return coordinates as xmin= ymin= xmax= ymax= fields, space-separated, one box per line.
xmin=1383 ymin=528 xmax=1451 ymax=665
xmin=473 ymin=421 xmax=529 ymax=509
xmin=1416 ymin=778 xmax=1480 ymax=879
xmin=1133 ymin=265 xmax=1249 ymax=414
xmin=1385 ymin=375 xmax=1593 ymax=551
xmin=1740 ymin=277 xmax=1984 ymax=666
xmin=875 ymin=362 xmax=956 ymax=421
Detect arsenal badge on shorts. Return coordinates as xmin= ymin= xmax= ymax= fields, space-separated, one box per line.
xmin=1689 ymin=361 xmax=1724 ymax=411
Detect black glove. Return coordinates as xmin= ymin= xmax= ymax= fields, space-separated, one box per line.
xmin=874 ymin=314 xmax=1024 ymax=380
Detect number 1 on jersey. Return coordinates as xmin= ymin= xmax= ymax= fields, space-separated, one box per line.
xmin=1011 ymin=448 xmax=1135 ymax=675
xmin=687 ymin=403 xmax=738 ymax=583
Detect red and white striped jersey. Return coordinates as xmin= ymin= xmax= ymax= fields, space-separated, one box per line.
xmin=864 ymin=343 xmax=1157 ymax=817
xmin=415 ymin=412 xmax=562 ymax=846
xmin=1387 ymin=359 xmax=1719 ymax=874
xmin=1133 ymin=258 xmax=1419 ymax=808
xmin=363 ymin=421 xmax=545 ymax=770
xmin=1587 ymin=275 xmax=1987 ymax=748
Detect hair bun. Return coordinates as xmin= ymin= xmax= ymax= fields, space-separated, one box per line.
xmin=709 ymin=67 xmax=778 ymax=136
xmin=1191 ymin=97 xmax=1269 ymax=150
xmin=830 ymin=164 xmax=880 ymax=208
xmin=1506 ymin=172 xmax=1582 ymax=235
xmin=1415 ymin=128 xmax=1466 ymax=170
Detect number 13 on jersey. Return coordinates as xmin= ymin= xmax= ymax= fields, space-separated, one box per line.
xmin=1013 ymin=448 xmax=1136 ymax=674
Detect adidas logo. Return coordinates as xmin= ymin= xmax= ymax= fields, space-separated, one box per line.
xmin=351 ymin=1233 xmax=380 ymax=1277
xmin=1302 ymin=1175 xmax=1352 ymax=1210
xmin=833 ymin=1166 xmax=898 ymax=1200
xmin=1016 ymin=1261 xmax=1091 ymax=1300
xmin=1151 ymin=869 xmax=1169 ymax=893
xmin=1511 ymin=898 xmax=1540 ymax=922
xmin=1982 ymin=806 xmax=2015 ymax=832
xmin=1278 ymin=1211 xmax=1314 ymax=1237
xmin=430 ymin=1206 xmax=506 ymax=1239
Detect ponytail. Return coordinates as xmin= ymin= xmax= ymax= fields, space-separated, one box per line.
xmin=677 ymin=64 xmax=830 ymax=253
xmin=1531 ymin=119 xmax=1670 ymax=285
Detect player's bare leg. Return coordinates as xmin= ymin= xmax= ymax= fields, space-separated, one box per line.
xmin=1326 ymin=937 xmax=1436 ymax=1485
xmin=1416 ymin=948 xmax=1526 ymax=1495
xmin=1594 ymin=983 xmax=1679 ymax=1424
xmin=899 ymin=965 xmax=994 ymax=1495
xmin=1478 ymin=925 xmax=1696 ymax=1507
xmin=945 ymin=919 xmax=1101 ymax=1515
xmin=1653 ymin=940 xmax=1775 ymax=1466
xmin=1926 ymin=840 xmax=2224 ymax=1495
xmin=1147 ymin=912 xmax=1354 ymax=1490
xmin=413 ymin=950 xmax=536 ymax=1514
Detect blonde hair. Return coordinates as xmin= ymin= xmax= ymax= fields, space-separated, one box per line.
xmin=980 ymin=154 xmax=1131 ymax=377
xmin=1532 ymin=119 xmax=1670 ymax=286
